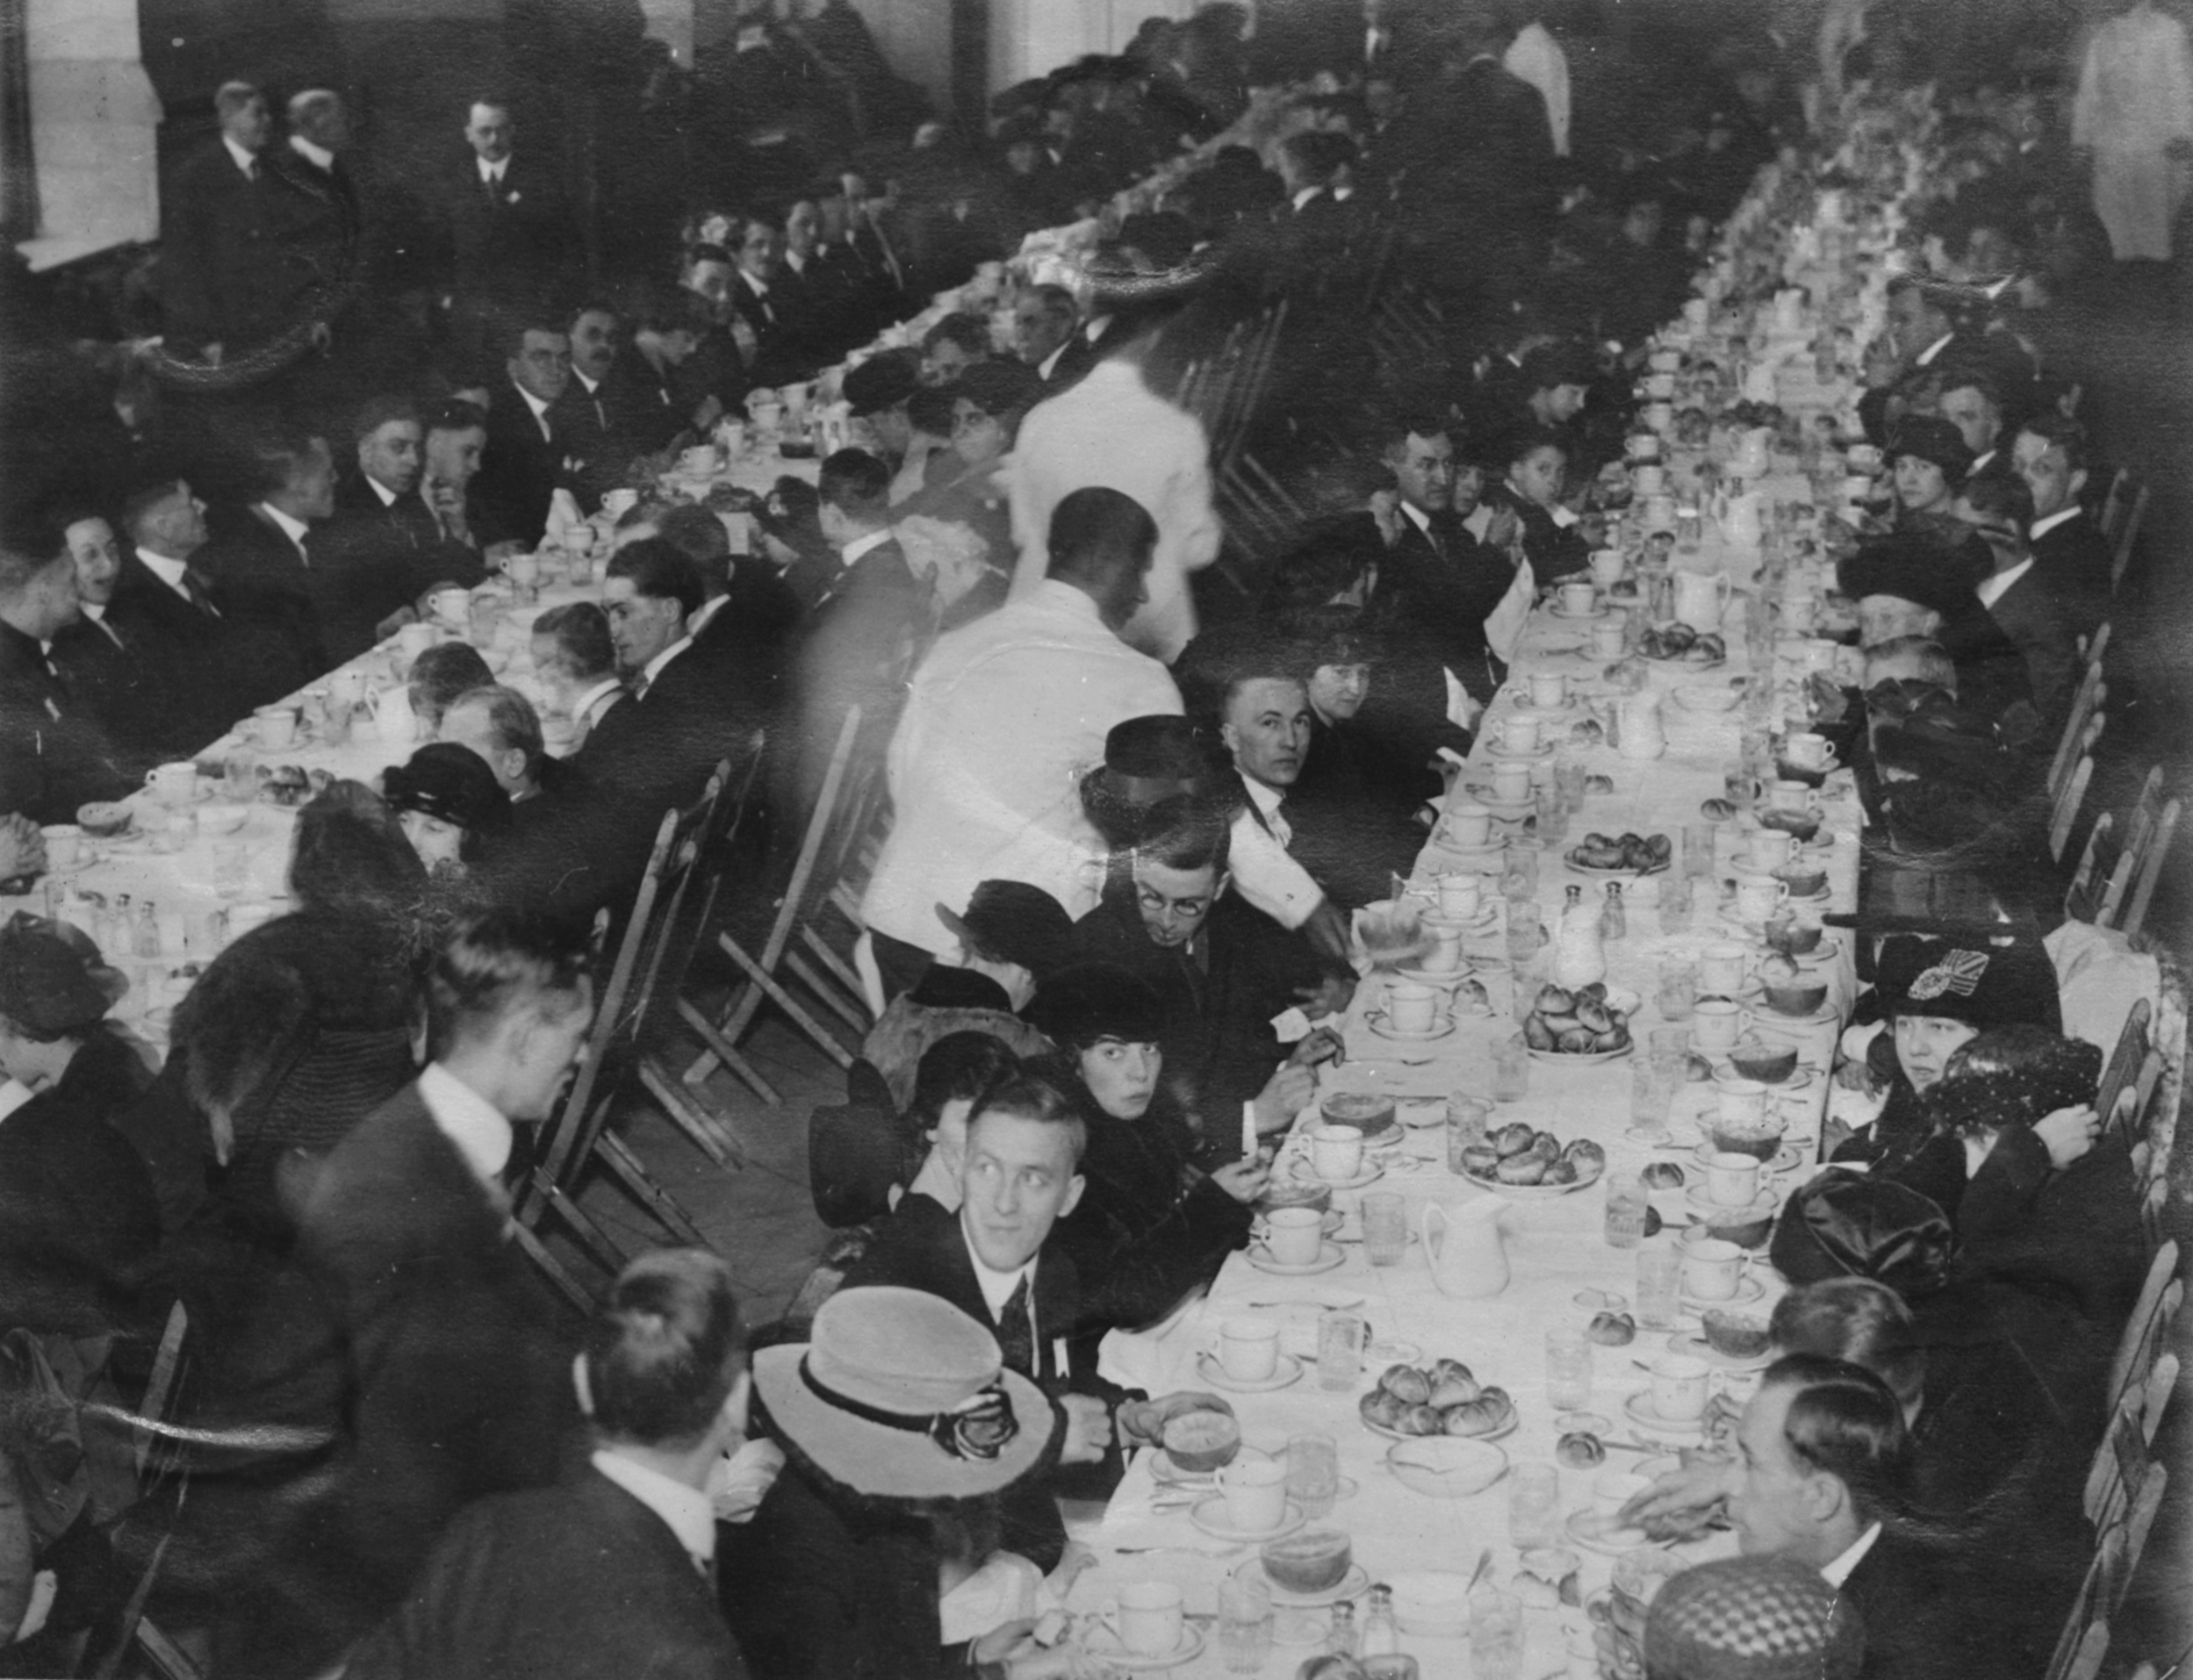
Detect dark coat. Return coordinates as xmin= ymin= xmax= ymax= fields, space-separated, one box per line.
xmin=158 ymin=143 xmax=291 ymax=353
xmin=438 ymin=151 xmax=573 ymax=315
xmin=309 ymin=491 xmax=442 ymax=664
xmin=2028 ymin=512 xmax=2110 ymax=639
xmin=477 ymin=385 xmax=574 ymax=549
xmin=0 ymin=619 xmax=135 ymax=826
xmin=101 ymin=551 xmax=291 ymax=737
xmin=0 ymin=1030 xmax=159 ymax=1337
xmin=46 ymin=615 xmax=166 ymax=770
xmin=727 ymin=270 xmax=813 ymax=389
xmin=194 ymin=506 xmax=330 ymax=679
xmin=1289 ymin=711 xmax=1434 ymax=907
xmin=1984 ymin=567 xmax=2083 ymax=726
xmin=348 ymin=1466 xmax=749 ymax=1680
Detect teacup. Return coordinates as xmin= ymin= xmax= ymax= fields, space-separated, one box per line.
xmin=1845 ymin=443 xmax=1883 ymax=474
xmin=1645 ymin=371 xmax=1678 ymax=398
xmin=1219 ymin=1316 xmax=1281 ymax=1383
xmin=1650 ymin=1353 xmax=1712 ymax=1421
xmin=1839 ymin=474 xmax=1875 ymax=506
xmin=1420 ymin=922 xmax=1466 ymax=976
xmin=144 ymin=762 xmax=198 ymax=805
xmin=1590 ymin=549 xmax=1626 ymax=589
xmin=1642 ymin=493 xmax=1678 ymax=531
xmin=1692 ymin=999 xmax=1751 ymax=1054
xmin=1264 ymin=1206 xmax=1325 ymax=1267
xmin=1699 ymin=943 xmax=1750 ymax=997
xmin=1309 ymin=1125 xmax=1366 ymax=1184
xmin=1785 ymin=731 xmax=1831 ymax=771
xmin=1715 ymin=1081 xmax=1770 ymax=1127
xmin=679 ymin=444 xmax=719 ymax=477
xmin=1557 ymin=582 xmax=1597 ymax=617
xmin=1386 ymin=981 xmax=1440 ymax=1034
xmin=601 ymin=487 xmax=640 ymax=519
xmin=1768 ymin=779 xmax=1813 ymax=806
xmin=1436 ymin=873 xmax=1481 ymax=921
xmin=397 ymin=621 xmax=440 ymax=658
xmin=1632 ymin=463 xmax=1668 ymax=495
xmin=430 ymin=586 xmax=471 ymax=628
xmin=1741 ymin=829 xmax=1796 ymax=871
xmin=329 ymin=670 xmax=368 ymax=709
xmin=1591 ymin=619 xmax=1628 ymax=658
xmin=1217 ymin=1454 xmax=1290 ymax=1533
xmin=1734 ymin=876 xmax=1789 ymax=924
xmin=1648 ymin=348 xmax=1682 ymax=373
xmin=1491 ymin=714 xmax=1542 ymax=755
xmin=1096 ymin=1581 xmax=1187 ymax=1657
xmin=1774 ymin=862 xmax=1829 ymax=898
xmin=251 ymin=705 xmax=299 ymax=750
xmin=40 ymin=825 xmax=83 ymax=869
xmin=1703 ymin=1153 xmax=1761 ymax=1210
xmin=1680 ymin=1233 xmax=1750 ymax=1303
xmin=1444 ymin=801 xmax=1493 ymax=847
xmin=1528 ymin=672 xmax=1568 ymax=710
xmin=1643 ymin=401 xmax=1675 ymax=434
xmin=1627 ymin=431 xmax=1663 ymax=462
xmin=1491 ymin=764 xmax=1533 ymax=803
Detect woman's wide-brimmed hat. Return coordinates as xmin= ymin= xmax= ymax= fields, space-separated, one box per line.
xmin=753 ymin=1286 xmax=1058 ymax=1504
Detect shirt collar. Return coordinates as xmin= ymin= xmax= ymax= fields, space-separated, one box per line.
xmin=590 ymin=1451 xmax=716 ymax=1567
xmin=1242 ymin=773 xmax=1286 ymax=821
xmin=513 ymin=380 xmax=554 ymax=431
xmin=1820 ymin=1521 xmax=1883 ymax=1589
xmin=2030 ymin=506 xmax=2082 ymax=540
xmin=1400 ymin=500 xmax=1434 ymax=535
xmin=257 ymin=502 xmax=312 ymax=550
xmin=1037 ymin=342 xmax=1068 ymax=380
xmin=478 ymin=154 xmax=507 ymax=183
xmin=0 ymin=1080 xmax=30 ymax=1126
xmin=365 ymin=475 xmax=399 ymax=507
xmin=574 ymin=678 xmax=624 ymax=726
xmin=417 ymin=1061 xmax=514 ymax=1188
xmin=1976 ymin=555 xmax=2035 ymax=607
xmin=959 ymin=1217 xmax=1037 ymax=1318
xmin=289 ymin=133 xmax=334 ymax=171
xmin=222 ymin=135 xmax=259 ymax=176
xmin=687 ymin=593 xmax=728 ymax=635
xmin=839 ymin=528 xmax=894 ymax=568
xmin=1292 ymin=185 xmax=1327 ymax=211
xmin=741 ymin=269 xmax=770 ymax=300
xmin=1915 ymin=332 xmax=1953 ymax=367
xmin=641 ymin=635 xmax=693 ymax=689
xmin=135 ymin=548 xmax=192 ymax=599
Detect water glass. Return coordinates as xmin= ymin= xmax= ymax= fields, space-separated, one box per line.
xmin=223 ymin=755 xmax=257 ymax=801
xmin=1491 ymin=1035 xmax=1531 ymax=1103
xmin=1555 ymin=753 xmax=1587 ymax=810
xmin=1655 ymin=954 xmax=1700 ymax=1021
xmin=1629 ymin=1057 xmax=1673 ymax=1138
xmin=1637 ymin=1238 xmax=1683 ymax=1330
xmin=1657 ymin=872 xmax=1694 ymax=935
xmin=212 ymin=842 xmax=248 ymax=900
xmin=1508 ymin=1461 xmax=1561 ymax=1548
xmin=1506 ymin=901 xmax=1542 ymax=966
xmin=1285 ymin=1432 xmax=1341 ymax=1519
xmin=1318 ymin=1310 xmax=1366 ymax=1389
xmin=1535 ymin=785 xmax=1569 ymax=844
xmin=1545 ymin=1330 xmax=1594 ymax=1411
xmin=1682 ymin=823 xmax=1716 ymax=879
xmin=1470 ymin=1588 xmax=1525 ymax=1680
xmin=1362 ymin=1191 xmax=1409 ymax=1267
xmin=1218 ymin=1576 xmax=1274 ymax=1674
xmin=1447 ymin=1095 xmax=1491 ymax=1171
xmin=1501 ymin=844 xmax=1541 ymax=903
xmin=1604 ymin=1169 xmax=1648 ymax=1249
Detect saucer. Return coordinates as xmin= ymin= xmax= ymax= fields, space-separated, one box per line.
xmin=1678 ymin=1273 xmax=1768 ymax=1312
xmin=1427 ymin=837 xmax=1508 ymax=866
xmin=1234 ymin=1557 xmax=1373 ymax=1610
xmin=1289 ymin=1155 xmax=1385 ymax=1191
xmin=1149 ymin=1452 xmax=1218 ymax=1488
xmin=1390 ymin=963 xmax=1478 ymax=987
xmin=1364 ymin=1012 xmax=1457 ymax=1044
xmin=1486 ymin=738 xmax=1557 ymax=763
xmin=1548 ymin=604 xmax=1612 ymax=622
xmin=1190 ymin=1494 xmax=1305 ymax=1544
xmin=1463 ymin=790 xmax=1539 ymax=818
xmin=1078 ymin=1622 xmax=1206 ymax=1671
xmin=1668 ymin=1332 xmax=1775 ymax=1374
xmin=1622 ymin=1389 xmax=1706 ymax=1439
xmin=1693 ymin=1141 xmax=1803 ymax=1174
xmin=1247 ymin=1241 xmax=1348 ymax=1275
xmin=1567 ymin=1508 xmax=1658 ymax=1556
xmin=1196 ymin=1351 xmax=1306 ymax=1394
xmin=1684 ymin=1181 xmax=1775 ymax=1214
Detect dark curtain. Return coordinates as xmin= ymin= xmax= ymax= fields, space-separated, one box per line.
xmin=0 ymin=0 xmax=38 ymax=245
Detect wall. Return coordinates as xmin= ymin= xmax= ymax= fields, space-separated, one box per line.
xmin=18 ymin=0 xmax=161 ymax=269
xmin=986 ymin=0 xmax=1195 ymax=99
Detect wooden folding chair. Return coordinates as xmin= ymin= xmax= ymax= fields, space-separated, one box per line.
xmin=88 ymin=1519 xmax=203 ymax=1680
xmin=2046 ymin=630 xmax=2110 ymax=807
xmin=2047 ymin=1466 xmax=2169 ymax=1680
xmin=2106 ymin=1240 xmax=2182 ymax=1418
xmin=679 ymin=706 xmax=871 ymax=1104
xmin=2084 ymin=1349 xmax=2176 ymax=1533
xmin=516 ymin=764 xmax=741 ymax=1295
xmin=133 ymin=1302 xmax=189 ymax=1479
xmin=2046 ymin=1619 xmax=2110 ymax=1680
xmin=2066 ymin=803 xmax=2118 ymax=922
xmin=2108 ymin=477 xmax=2150 ymax=593
xmin=791 ymin=751 xmax=895 ymax=1045
xmin=2096 ymin=1000 xmax=2154 ymax=1140
xmin=2098 ymin=469 xmax=2138 ymax=550
xmin=2119 ymin=789 xmax=2182 ymax=945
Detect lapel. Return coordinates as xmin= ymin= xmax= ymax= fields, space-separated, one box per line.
xmin=931 ymin=1208 xmax=1071 ymax=1385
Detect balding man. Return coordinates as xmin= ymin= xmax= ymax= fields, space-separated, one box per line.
xmin=271 ymin=89 xmax=360 ymax=317
xmin=159 ymin=81 xmax=287 ymax=362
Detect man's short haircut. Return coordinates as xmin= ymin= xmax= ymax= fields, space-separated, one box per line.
xmin=1954 ymin=471 xmax=2032 ymax=534
xmin=496 ymin=314 xmax=568 ymax=363
xmin=1503 ymin=423 xmax=1571 ymax=468
xmin=635 ymin=284 xmax=715 ymax=337
xmin=739 ymin=208 xmax=786 ymax=236
xmin=353 ymin=395 xmax=421 ymax=448
xmin=585 ymin=1248 xmax=745 ymax=1446
xmin=2017 ymin=410 xmax=2089 ymax=474
xmin=119 ymin=477 xmax=189 ymax=542
xmin=654 ymin=503 xmax=733 ymax=582
xmin=1135 ymin=793 xmax=1232 ymax=877
xmin=1936 ymin=364 xmax=2002 ymax=413
xmin=1281 ymin=129 xmax=1356 ymax=182
xmin=450 ymin=684 xmax=544 ymax=778
xmin=243 ymin=427 xmax=330 ymax=498
xmin=424 ymin=909 xmax=590 ymax=1059
xmin=1376 ymin=407 xmax=1454 ymax=456
xmin=406 ymin=641 xmax=495 ymax=725
xmin=1046 ymin=486 xmax=1157 ymax=583
xmin=818 ymin=449 xmax=892 ymax=520
xmin=424 ymin=398 xmax=489 ymax=438
xmin=1027 ymin=284 xmax=1079 ymax=324
xmin=1760 ymin=1353 xmax=1914 ymax=1526
xmin=968 ymin=1073 xmax=1089 ymax=1168
xmin=1863 ymin=636 xmax=1957 ymax=692
xmin=567 ymin=298 xmax=621 ymax=330
xmin=215 ymin=81 xmax=262 ymax=118
xmin=1768 ymin=1281 xmax=1924 ymax=1414
xmin=924 ymin=312 xmax=992 ymax=357
xmin=289 ymin=88 xmax=339 ymax=122
xmin=532 ymin=600 xmax=616 ymax=682
xmin=606 ymin=537 xmax=705 ymax=620
xmin=1215 ymin=631 xmax=1311 ymax=716
xmin=0 ymin=508 xmax=68 ymax=592
xmin=683 ymin=241 xmax=733 ymax=271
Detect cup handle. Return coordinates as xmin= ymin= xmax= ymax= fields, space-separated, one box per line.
xmin=144 ymin=768 xmax=158 ymax=785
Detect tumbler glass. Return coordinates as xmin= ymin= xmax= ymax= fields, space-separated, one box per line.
xmin=1492 ymin=1035 xmax=1531 ymax=1103
xmin=1447 ymin=1095 xmax=1492 ymax=1171
xmin=1637 ymin=1238 xmax=1683 ymax=1330
xmin=1508 ymin=1462 xmax=1562 ymax=1548
xmin=1285 ymin=1431 xmax=1341 ymax=1520
xmin=1218 ymin=1576 xmax=1274 ymax=1674
xmin=1655 ymin=954 xmax=1700 ymax=1022
xmin=1470 ymin=1588 xmax=1525 ymax=1680
xmin=1318 ymin=1310 xmax=1367 ymax=1390
xmin=1682 ymin=823 xmax=1717 ymax=879
xmin=1628 ymin=1058 xmax=1674 ymax=1139
xmin=1506 ymin=901 xmax=1542 ymax=966
xmin=1545 ymin=1330 xmax=1594 ymax=1411
xmin=1362 ymin=1192 xmax=1409 ymax=1267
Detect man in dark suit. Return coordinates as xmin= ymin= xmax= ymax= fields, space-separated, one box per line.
xmin=313 ymin=398 xmax=445 ymax=661
xmin=600 ymin=540 xmax=755 ymax=816
xmin=158 ymin=81 xmax=290 ymax=362
xmin=0 ymin=513 xmax=136 ymax=826
xmin=726 ymin=212 xmax=815 ymax=389
xmin=207 ymin=911 xmax=588 ymax=1679
xmin=1013 ymin=284 xmax=1084 ymax=391
xmin=535 ymin=600 xmax=639 ymax=781
xmin=1958 ymin=480 xmax=2082 ymax=727
xmin=267 ymin=89 xmax=362 ymax=336
xmin=653 ymin=501 xmax=799 ymax=720
xmin=477 ymin=316 xmax=581 ymax=549
xmin=198 ymin=425 xmax=339 ymax=678
xmin=46 ymin=508 xmax=165 ymax=765
xmin=348 ymin=1248 xmax=752 ymax=1680
xmin=439 ymin=97 xmax=574 ymax=339
xmin=554 ymin=299 xmax=630 ymax=512
xmin=2013 ymin=413 xmax=2110 ymax=637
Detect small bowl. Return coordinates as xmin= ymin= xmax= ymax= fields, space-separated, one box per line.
xmin=1755 ymin=807 xmax=1823 ymax=843
xmin=1773 ymin=865 xmax=1829 ymax=898
xmin=1161 ymin=1409 xmax=1240 ymax=1475
xmin=1706 ymin=1114 xmax=1787 ymax=1161
xmin=1262 ymin=1527 xmax=1354 ymax=1594
xmin=1763 ymin=918 xmax=1824 ymax=958
xmin=1700 ymin=1310 xmax=1772 ymax=1359
xmin=1260 ymin=1181 xmax=1333 ymax=1215
xmin=1321 ymin=1092 xmax=1397 ymax=1139
xmin=1389 ymin=1571 xmax=1474 ymax=1637
xmin=77 ymin=801 xmax=133 ymax=838
xmin=1700 ymin=1195 xmax=1778 ymax=1249
xmin=1384 ymin=1436 xmax=1510 ymax=1499
xmin=1761 ymin=980 xmax=1828 ymax=1016
xmin=198 ymin=801 xmax=251 ymax=836
xmin=1726 ymin=1041 xmax=1799 ymax=1083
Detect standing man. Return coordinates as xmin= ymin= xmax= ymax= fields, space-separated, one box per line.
xmin=349 ymin=1249 xmax=752 ymax=1680
xmin=159 ymin=81 xmax=286 ymax=363
xmin=861 ymin=489 xmax=1181 ymax=997
xmin=2072 ymin=0 xmax=2193 ymax=264
xmin=440 ymin=96 xmax=573 ymax=346
xmin=270 ymin=89 xmax=363 ymax=338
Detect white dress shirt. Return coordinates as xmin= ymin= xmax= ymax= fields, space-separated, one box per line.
xmin=134 ymin=548 xmax=193 ymax=600
xmin=686 ymin=593 xmax=728 ymax=637
xmin=591 ymin=1449 xmax=717 ymax=1573
xmin=1976 ymin=556 xmax=2036 ymax=609
xmin=478 ymin=156 xmax=508 ymax=187
xmin=2030 ymin=507 xmax=2083 ymax=542
xmin=861 ymin=578 xmax=1182 ymax=955
xmin=1915 ymin=332 xmax=1953 ymax=369
xmin=573 ymin=678 xmax=624 ymax=734
xmin=1230 ymin=776 xmax=1323 ymax=931
xmin=962 ymin=1218 xmax=1040 ymax=1350
xmin=223 ymin=135 xmax=260 ymax=178
xmin=637 ymin=635 xmax=694 ymax=694
xmin=417 ymin=1061 xmax=514 ymax=1188
xmin=513 ymin=380 xmax=555 ymax=442
xmin=1006 ymin=360 xmax=1223 ymax=663
xmin=290 ymin=134 xmax=335 ymax=172
xmin=838 ymin=528 xmax=895 ymax=572
xmin=257 ymin=503 xmax=313 ymax=565
xmin=1820 ymin=1521 xmax=1883 ymax=1588
xmin=1504 ymin=20 xmax=1572 ymax=158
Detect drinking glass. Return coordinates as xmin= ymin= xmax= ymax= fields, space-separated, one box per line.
xmin=1637 ymin=1239 xmax=1683 ymax=1330
xmin=1657 ymin=872 xmax=1694 ymax=936
xmin=1554 ymin=752 xmax=1587 ymax=811
xmin=1218 ymin=1576 xmax=1274 ymax=1674
xmin=1447 ymin=1095 xmax=1491 ymax=1171
xmin=1362 ymin=1192 xmax=1409 ymax=1267
xmin=1508 ymin=1461 xmax=1561 ymax=1548
xmin=1604 ymin=1169 xmax=1648 ymax=1249
xmin=1545 ymin=1331 xmax=1594 ymax=1411
xmin=1535 ymin=785 xmax=1569 ymax=844
xmin=1501 ymin=844 xmax=1541 ymax=903
xmin=1655 ymin=954 xmax=1700 ymax=1021
xmin=1491 ymin=1035 xmax=1531 ymax=1103
xmin=468 ymin=597 xmax=503 ymax=649
xmin=223 ymin=755 xmax=257 ymax=801
xmin=1285 ymin=1432 xmax=1341 ymax=1520
xmin=1682 ymin=823 xmax=1716 ymax=879
xmin=1318 ymin=1310 xmax=1366 ymax=1390
xmin=1506 ymin=901 xmax=1542 ymax=966
xmin=1628 ymin=1057 xmax=1673 ymax=1138
xmin=1470 ymin=1589 xmax=1525 ymax=1680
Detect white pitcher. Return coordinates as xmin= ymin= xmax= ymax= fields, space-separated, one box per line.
xmin=1718 ymin=491 xmax=1765 ymax=552
xmin=1672 ymin=570 xmax=1732 ymax=632
xmin=1422 ymin=1196 xmax=1511 ymax=1298
xmin=1616 ymin=691 xmax=1666 ymax=761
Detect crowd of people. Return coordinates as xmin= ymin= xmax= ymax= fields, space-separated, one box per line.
xmin=0 ymin=0 xmax=2179 ymax=1676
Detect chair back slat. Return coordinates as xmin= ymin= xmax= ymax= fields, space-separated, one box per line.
xmin=2107 ymin=1240 xmax=2182 ymax=1417
xmin=2110 ymin=481 xmax=2151 ymax=592
xmin=2048 ymin=638 xmax=2108 ymax=803
xmin=2123 ymin=797 xmax=2181 ymax=944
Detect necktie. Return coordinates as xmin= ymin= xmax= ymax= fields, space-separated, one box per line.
xmin=629 ymin=670 xmax=651 ymax=701
xmin=996 ymin=1274 xmax=1036 ymax=1378
xmin=183 ymin=569 xmax=220 ymax=617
